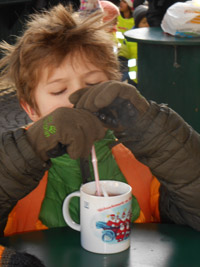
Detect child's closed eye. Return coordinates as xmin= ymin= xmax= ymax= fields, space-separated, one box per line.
xmin=51 ymin=89 xmax=66 ymax=95
xmin=86 ymin=82 xmax=102 ymax=87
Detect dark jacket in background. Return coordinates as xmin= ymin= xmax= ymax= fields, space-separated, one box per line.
xmin=0 ymin=0 xmax=80 ymax=44
xmin=146 ymin=0 xmax=188 ymax=26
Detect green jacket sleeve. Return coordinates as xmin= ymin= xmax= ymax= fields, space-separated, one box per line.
xmin=116 ymin=101 xmax=200 ymax=231
xmin=0 ymin=128 xmax=50 ymax=236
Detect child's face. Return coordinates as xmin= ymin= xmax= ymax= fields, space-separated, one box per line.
xmin=138 ymin=17 xmax=149 ymax=28
xmin=119 ymin=1 xmax=129 ymax=12
xmin=23 ymin=52 xmax=109 ymax=121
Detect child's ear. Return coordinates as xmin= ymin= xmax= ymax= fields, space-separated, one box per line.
xmin=20 ymin=101 xmax=40 ymax=122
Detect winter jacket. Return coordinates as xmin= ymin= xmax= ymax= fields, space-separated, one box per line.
xmin=3 ymin=130 xmax=160 ymax=236
xmin=0 ymin=100 xmax=199 ymax=236
xmin=116 ymin=101 xmax=200 ymax=231
xmin=116 ymin=14 xmax=137 ymax=84
xmin=116 ymin=14 xmax=135 ymax=45
xmin=0 ymin=128 xmax=50 ymax=236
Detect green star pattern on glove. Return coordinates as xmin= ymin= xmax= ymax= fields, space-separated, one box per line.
xmin=43 ymin=116 xmax=57 ymax=138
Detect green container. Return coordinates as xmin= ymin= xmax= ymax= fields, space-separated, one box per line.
xmin=125 ymin=27 xmax=200 ymax=133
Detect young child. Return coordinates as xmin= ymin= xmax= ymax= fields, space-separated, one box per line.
xmin=100 ymin=0 xmax=120 ymax=32
xmin=116 ymin=0 xmax=135 ymax=44
xmin=0 ymin=3 xmax=142 ymax=237
xmin=79 ymin=0 xmax=120 ymax=32
xmin=0 ymin=3 xmax=199 ymax=242
xmin=133 ymin=4 xmax=149 ymax=28
xmin=99 ymin=0 xmax=120 ymax=53
xmin=118 ymin=4 xmax=149 ymax=86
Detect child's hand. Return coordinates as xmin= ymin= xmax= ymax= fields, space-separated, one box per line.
xmin=26 ymin=107 xmax=105 ymax=161
xmin=69 ymin=81 xmax=149 ymax=131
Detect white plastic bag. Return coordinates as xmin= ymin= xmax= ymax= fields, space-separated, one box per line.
xmin=161 ymin=0 xmax=200 ymax=37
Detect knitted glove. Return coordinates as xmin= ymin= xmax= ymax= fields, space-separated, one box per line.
xmin=69 ymin=81 xmax=149 ymax=133
xmin=26 ymin=107 xmax=105 ymax=161
xmin=0 ymin=245 xmax=45 ymax=267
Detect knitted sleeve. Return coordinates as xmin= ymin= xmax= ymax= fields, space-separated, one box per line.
xmin=0 ymin=245 xmax=45 ymax=266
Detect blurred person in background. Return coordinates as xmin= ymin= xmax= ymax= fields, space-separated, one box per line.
xmin=146 ymin=0 xmax=187 ymax=26
xmin=118 ymin=4 xmax=149 ymax=86
xmin=116 ymin=0 xmax=135 ymax=44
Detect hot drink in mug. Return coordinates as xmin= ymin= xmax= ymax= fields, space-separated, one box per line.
xmin=62 ymin=180 xmax=132 ymax=254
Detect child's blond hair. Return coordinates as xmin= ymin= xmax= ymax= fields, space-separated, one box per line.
xmin=0 ymin=4 xmax=121 ymax=112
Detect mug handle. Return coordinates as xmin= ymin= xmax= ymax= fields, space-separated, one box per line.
xmin=62 ymin=191 xmax=81 ymax=231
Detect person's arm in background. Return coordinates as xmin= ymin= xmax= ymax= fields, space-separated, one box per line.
xmin=70 ymin=81 xmax=200 ymax=231
xmin=146 ymin=0 xmax=187 ymax=26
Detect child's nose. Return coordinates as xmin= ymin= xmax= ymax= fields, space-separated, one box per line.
xmin=70 ymin=81 xmax=85 ymax=94
xmin=67 ymin=102 xmax=74 ymax=108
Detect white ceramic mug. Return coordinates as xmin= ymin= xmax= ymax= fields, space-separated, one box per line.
xmin=62 ymin=180 xmax=132 ymax=254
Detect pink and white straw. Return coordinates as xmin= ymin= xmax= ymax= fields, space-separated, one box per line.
xmin=91 ymin=145 xmax=101 ymax=196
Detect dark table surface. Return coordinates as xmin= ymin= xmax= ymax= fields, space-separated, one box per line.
xmin=0 ymin=223 xmax=200 ymax=267
xmin=125 ymin=27 xmax=200 ymax=45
